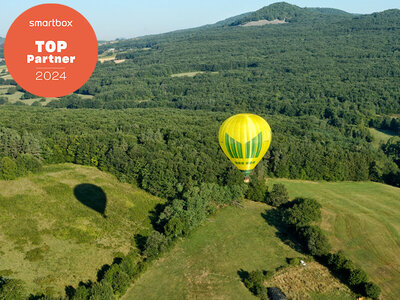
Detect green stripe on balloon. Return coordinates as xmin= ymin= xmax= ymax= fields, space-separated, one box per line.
xmin=236 ymin=141 xmax=243 ymax=158
xmin=255 ymin=132 xmax=262 ymax=157
xmin=245 ymin=140 xmax=251 ymax=158
xmin=230 ymin=137 xmax=238 ymax=158
xmin=225 ymin=133 xmax=234 ymax=158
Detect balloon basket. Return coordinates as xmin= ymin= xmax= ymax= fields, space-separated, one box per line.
xmin=242 ymin=170 xmax=251 ymax=183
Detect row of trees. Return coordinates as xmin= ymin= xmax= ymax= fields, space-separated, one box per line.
xmin=1 ymin=107 xmax=396 ymax=194
xmin=325 ymin=251 xmax=381 ymax=298
xmin=370 ymin=116 xmax=400 ymax=134
xmin=262 ymin=188 xmax=381 ymax=299
xmin=0 ymin=127 xmax=43 ymax=179
xmin=0 ymin=155 xmax=42 ymax=180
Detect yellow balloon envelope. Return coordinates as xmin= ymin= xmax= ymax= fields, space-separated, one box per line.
xmin=219 ymin=114 xmax=272 ymax=180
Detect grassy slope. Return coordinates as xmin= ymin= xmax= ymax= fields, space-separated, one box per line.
xmin=268 ymin=179 xmax=400 ymax=300
xmin=124 ymin=201 xmax=352 ymax=300
xmin=0 ymin=164 xmax=163 ymax=296
xmin=370 ymin=128 xmax=398 ymax=148
xmin=170 ymin=71 xmax=218 ymax=77
xmin=0 ymin=85 xmax=93 ymax=105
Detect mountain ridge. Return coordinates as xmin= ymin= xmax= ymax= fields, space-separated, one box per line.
xmin=228 ymin=2 xmax=353 ymax=26
xmin=102 ymin=2 xmax=400 ymax=43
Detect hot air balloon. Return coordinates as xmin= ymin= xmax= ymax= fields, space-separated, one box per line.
xmin=219 ymin=114 xmax=272 ymax=183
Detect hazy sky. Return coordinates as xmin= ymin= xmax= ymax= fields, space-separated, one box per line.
xmin=1 ymin=1 xmax=399 ymax=40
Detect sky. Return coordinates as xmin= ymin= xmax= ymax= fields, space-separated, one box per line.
xmin=1 ymin=0 xmax=400 ymax=40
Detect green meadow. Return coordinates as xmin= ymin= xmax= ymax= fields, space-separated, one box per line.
xmin=0 ymin=164 xmax=163 ymax=296
xmin=269 ymin=179 xmax=400 ymax=300
xmin=123 ymin=180 xmax=399 ymax=300
xmin=123 ymin=200 xmax=353 ymax=300
xmin=370 ymin=128 xmax=398 ymax=148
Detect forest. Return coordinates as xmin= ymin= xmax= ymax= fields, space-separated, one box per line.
xmin=2 ymin=2 xmax=399 ymax=186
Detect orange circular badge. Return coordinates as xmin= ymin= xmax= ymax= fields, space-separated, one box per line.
xmin=4 ymin=4 xmax=98 ymax=98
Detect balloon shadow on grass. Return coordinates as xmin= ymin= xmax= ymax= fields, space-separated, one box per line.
xmin=74 ymin=184 xmax=107 ymax=218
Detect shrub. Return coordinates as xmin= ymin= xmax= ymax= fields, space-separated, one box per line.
xmin=362 ymin=282 xmax=381 ymax=299
xmin=243 ymin=270 xmax=264 ymax=291
xmin=119 ymin=251 xmax=139 ymax=279
xmin=263 ymin=270 xmax=275 ymax=280
xmin=103 ymin=265 xmax=130 ymax=296
xmin=326 ymin=250 xmax=348 ymax=272
xmin=266 ymin=184 xmax=289 ymax=207
xmin=287 ymin=257 xmax=301 ymax=266
xmin=143 ymin=231 xmax=169 ymax=258
xmin=256 ymin=286 xmax=269 ymax=300
xmin=243 ymin=270 xmax=274 ymax=299
xmin=341 ymin=259 xmax=356 ymax=282
xmin=0 ymin=157 xmax=18 ymax=180
xmin=282 ymin=198 xmax=321 ymax=227
xmin=131 ymin=261 xmax=147 ymax=280
xmin=246 ymin=175 xmax=267 ymax=202
xmin=297 ymin=226 xmax=331 ymax=256
xmin=348 ymin=267 xmax=368 ymax=286
xmin=160 ymin=182 xmax=243 ymax=239
xmin=71 ymin=284 xmax=90 ymax=300
xmin=88 ymin=281 xmax=114 ymax=300
xmin=0 ymin=277 xmax=26 ymax=300
xmin=164 ymin=215 xmax=186 ymax=238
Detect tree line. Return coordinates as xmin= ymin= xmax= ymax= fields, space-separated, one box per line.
xmin=244 ymin=180 xmax=381 ymax=299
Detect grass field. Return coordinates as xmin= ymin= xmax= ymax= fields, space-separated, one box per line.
xmin=0 ymin=85 xmax=43 ymax=105
xmin=0 ymin=85 xmax=93 ymax=105
xmin=171 ymin=71 xmax=218 ymax=77
xmin=370 ymin=128 xmax=398 ymax=148
xmin=0 ymin=85 xmax=23 ymax=103
xmin=123 ymin=201 xmax=353 ymax=300
xmin=0 ymin=164 xmax=163 ymax=296
xmin=266 ymin=262 xmax=352 ymax=300
xmin=1 ymin=165 xmax=398 ymax=299
xmin=268 ymin=179 xmax=400 ymax=300
xmin=98 ymin=53 xmax=117 ymax=63
xmin=0 ymin=64 xmax=11 ymax=80
xmin=124 ymin=180 xmax=399 ymax=300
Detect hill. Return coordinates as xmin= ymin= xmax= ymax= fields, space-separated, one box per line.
xmin=306 ymin=7 xmax=353 ymax=16
xmin=0 ymin=163 xmax=164 ymax=295
xmin=74 ymin=3 xmax=400 ymax=124
xmin=268 ymin=179 xmax=400 ymax=299
xmin=122 ymin=180 xmax=399 ymax=299
xmin=123 ymin=201 xmax=353 ymax=300
xmin=228 ymin=2 xmax=352 ymax=26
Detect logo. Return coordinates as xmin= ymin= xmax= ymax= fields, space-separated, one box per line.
xmin=4 ymin=4 xmax=98 ymax=98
